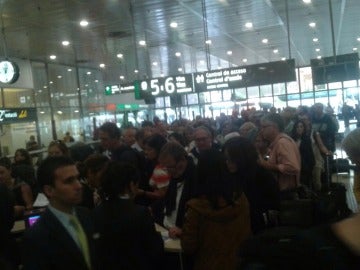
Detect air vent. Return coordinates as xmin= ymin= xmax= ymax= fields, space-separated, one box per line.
xmin=108 ymin=31 xmax=132 ymax=38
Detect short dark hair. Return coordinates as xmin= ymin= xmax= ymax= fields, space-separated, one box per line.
xmin=144 ymin=134 xmax=168 ymax=155
xmin=159 ymin=141 xmax=187 ymax=163
xmin=101 ymin=161 xmax=140 ymax=200
xmin=37 ymin=156 xmax=75 ymax=189
xmin=99 ymin=122 xmax=121 ymax=139
xmin=48 ymin=140 xmax=70 ymax=156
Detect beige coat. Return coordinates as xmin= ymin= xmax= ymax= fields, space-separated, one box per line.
xmin=181 ymin=194 xmax=252 ymax=270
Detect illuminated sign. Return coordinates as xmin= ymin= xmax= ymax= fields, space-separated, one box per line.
xmin=0 ymin=108 xmax=37 ymax=124
xmin=105 ymin=85 xmax=120 ymax=95
xmin=194 ymin=59 xmax=296 ymax=91
xmin=135 ymin=74 xmax=194 ymax=98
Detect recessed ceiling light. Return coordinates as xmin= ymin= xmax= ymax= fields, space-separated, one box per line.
xmin=205 ymin=39 xmax=212 ymax=45
xmin=242 ymin=58 xmax=248 ymax=63
xmin=199 ymin=60 xmax=205 ymax=65
xmin=67 ymin=68 xmax=72 ymax=72
xmin=117 ymin=53 xmax=123 ymax=58
xmin=313 ymin=37 xmax=318 ymax=42
xmin=170 ymin=22 xmax=178 ymax=28
xmin=281 ymin=57 xmax=286 ymax=61
xmin=40 ymin=111 xmax=45 ymax=114
xmin=74 ymin=110 xmax=79 ymax=113
xmin=86 ymin=71 xmax=91 ymax=75
xmin=49 ymin=55 xmax=56 ymax=60
xmin=175 ymin=52 xmax=181 ymax=57
xmin=43 ymin=86 xmax=47 ymax=88
xmin=95 ymin=80 xmax=99 ymax=83
xmin=309 ymin=22 xmax=316 ymax=28
xmin=262 ymin=38 xmax=268 ymax=44
xmin=353 ymin=47 xmax=358 ymax=51
xmin=317 ymin=55 xmax=322 ymax=59
xmin=178 ymin=68 xmax=183 ymax=72
xmin=139 ymin=40 xmax=146 ymax=46
xmin=303 ymin=0 xmax=311 ymax=4
xmin=99 ymin=63 xmax=105 ymax=68
xmin=357 ymin=37 xmax=360 ymax=42
xmin=57 ymin=75 xmax=62 ymax=79
xmin=245 ymin=22 xmax=253 ymax=28
xmin=57 ymin=110 xmax=63 ymax=114
xmin=273 ymin=49 xmax=279 ymax=54
xmin=227 ymin=50 xmax=232 ymax=55
xmin=134 ymin=70 xmax=139 ymax=73
xmin=315 ymin=48 xmax=320 ymax=52
xmin=49 ymin=81 xmax=53 ymax=84
xmin=152 ymin=61 xmax=158 ymax=66
xmin=79 ymin=20 xmax=88 ymax=27
xmin=120 ymin=75 xmax=125 ymax=79
xmin=62 ymin=40 xmax=70 ymax=46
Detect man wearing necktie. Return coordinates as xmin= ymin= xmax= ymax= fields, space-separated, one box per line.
xmin=22 ymin=156 xmax=99 ymax=270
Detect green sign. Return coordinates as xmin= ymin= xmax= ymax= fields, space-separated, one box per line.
xmin=116 ymin=104 xmax=140 ymax=111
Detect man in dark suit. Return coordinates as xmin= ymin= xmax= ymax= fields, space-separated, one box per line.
xmin=22 ymin=156 xmax=98 ymax=270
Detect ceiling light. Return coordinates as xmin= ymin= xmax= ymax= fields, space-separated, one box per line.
xmin=57 ymin=75 xmax=62 ymax=79
xmin=95 ymin=80 xmax=99 ymax=82
xmin=67 ymin=68 xmax=72 ymax=72
xmin=273 ymin=49 xmax=279 ymax=54
xmin=117 ymin=53 xmax=123 ymax=58
xmin=242 ymin=58 xmax=248 ymax=63
xmin=57 ymin=110 xmax=63 ymax=114
xmin=227 ymin=50 xmax=232 ymax=55
xmin=74 ymin=110 xmax=79 ymax=113
xmin=49 ymin=55 xmax=56 ymax=60
xmin=357 ymin=37 xmax=360 ymax=42
xmin=43 ymin=86 xmax=47 ymax=88
xmin=49 ymin=81 xmax=53 ymax=84
xmin=281 ymin=57 xmax=286 ymax=61
xmin=86 ymin=71 xmax=91 ymax=75
xmin=175 ymin=52 xmax=181 ymax=57
xmin=79 ymin=20 xmax=89 ymax=27
xmin=152 ymin=61 xmax=158 ymax=66
xmin=317 ymin=56 xmax=322 ymax=59
xmin=309 ymin=22 xmax=316 ymax=28
xmin=315 ymin=48 xmax=320 ymax=52
xmin=199 ymin=60 xmax=205 ymax=65
xmin=134 ymin=70 xmax=139 ymax=73
xmin=178 ymin=68 xmax=183 ymax=72
xmin=313 ymin=37 xmax=318 ymax=42
xmin=139 ymin=40 xmax=146 ymax=46
xmin=160 ymin=73 xmax=164 ymax=77
xmin=262 ymin=38 xmax=268 ymax=44
xmin=40 ymin=111 xmax=45 ymax=114
xmin=170 ymin=22 xmax=178 ymax=28
xmin=120 ymin=75 xmax=125 ymax=79
xmin=62 ymin=40 xmax=70 ymax=46
xmin=353 ymin=47 xmax=358 ymax=51
xmin=205 ymin=40 xmax=212 ymax=45
xmin=99 ymin=63 xmax=105 ymax=68
xmin=303 ymin=0 xmax=311 ymax=4
xmin=245 ymin=22 xmax=253 ymax=28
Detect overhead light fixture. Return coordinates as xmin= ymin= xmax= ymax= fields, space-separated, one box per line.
xmin=227 ymin=50 xmax=232 ymax=55
xmin=86 ymin=71 xmax=91 ymax=75
xmin=353 ymin=47 xmax=358 ymax=51
xmin=245 ymin=22 xmax=253 ymax=28
xmin=178 ymin=68 xmax=183 ymax=72
xmin=242 ymin=58 xmax=248 ymax=63
xmin=67 ymin=68 xmax=72 ymax=72
xmin=313 ymin=37 xmax=318 ymax=42
xmin=139 ymin=40 xmax=146 ymax=46
xmin=49 ymin=55 xmax=56 ymax=60
xmin=117 ymin=53 xmax=123 ymax=58
xmin=79 ymin=20 xmax=89 ymax=27
xmin=160 ymin=73 xmax=164 ymax=77
xmin=120 ymin=75 xmax=125 ymax=79
xmin=57 ymin=110 xmax=63 ymax=114
xmin=175 ymin=52 xmax=181 ymax=57
xmin=134 ymin=69 xmax=139 ymax=73
xmin=281 ymin=57 xmax=286 ymax=61
xmin=49 ymin=81 xmax=53 ymax=84
xmin=315 ymin=48 xmax=320 ymax=52
xmin=317 ymin=55 xmax=322 ymax=59
xmin=170 ymin=22 xmax=178 ymax=28
xmin=273 ymin=49 xmax=279 ymax=54
xmin=40 ymin=111 xmax=45 ymax=114
xmin=99 ymin=63 xmax=105 ymax=68
xmin=357 ymin=37 xmax=360 ymax=42
xmin=205 ymin=39 xmax=212 ymax=45
xmin=152 ymin=61 xmax=158 ymax=66
xmin=199 ymin=60 xmax=205 ymax=65
xmin=57 ymin=75 xmax=62 ymax=79
xmin=74 ymin=110 xmax=79 ymax=113
xmin=262 ymin=38 xmax=268 ymax=44
xmin=303 ymin=0 xmax=311 ymax=4
xmin=62 ymin=40 xmax=70 ymax=46
xmin=95 ymin=80 xmax=99 ymax=83
xmin=309 ymin=22 xmax=316 ymax=28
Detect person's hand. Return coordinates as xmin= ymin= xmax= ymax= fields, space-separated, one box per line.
xmin=168 ymin=226 xmax=182 ymax=238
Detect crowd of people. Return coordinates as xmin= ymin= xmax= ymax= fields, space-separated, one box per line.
xmin=0 ymin=102 xmax=359 ymax=269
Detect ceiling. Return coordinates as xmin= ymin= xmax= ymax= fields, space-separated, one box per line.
xmin=1 ymin=0 xmax=360 ymax=85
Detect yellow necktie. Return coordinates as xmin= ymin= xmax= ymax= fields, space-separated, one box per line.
xmin=69 ymin=215 xmax=92 ymax=269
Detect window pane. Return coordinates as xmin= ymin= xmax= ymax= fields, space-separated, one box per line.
xmin=260 ymin=84 xmax=272 ymax=97
xmin=247 ymin=86 xmax=259 ymax=98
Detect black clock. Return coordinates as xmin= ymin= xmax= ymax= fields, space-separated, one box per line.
xmin=0 ymin=60 xmax=19 ymax=84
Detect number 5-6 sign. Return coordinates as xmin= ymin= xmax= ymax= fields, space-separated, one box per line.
xmin=136 ymin=74 xmax=193 ymax=97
